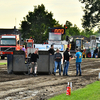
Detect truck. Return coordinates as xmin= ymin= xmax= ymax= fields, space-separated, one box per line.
xmin=75 ymin=38 xmax=85 ymax=51
xmin=24 ymin=28 xmax=67 ymax=73
xmin=25 ymin=38 xmax=34 ymax=58
xmin=81 ymin=35 xmax=100 ymax=58
xmin=71 ymin=36 xmax=96 ymax=58
xmin=0 ymin=34 xmax=20 ymax=59
xmin=25 ymin=28 xmax=68 ymax=58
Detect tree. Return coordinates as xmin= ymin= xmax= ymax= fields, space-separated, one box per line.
xmin=79 ymin=0 xmax=100 ymax=31
xmin=69 ymin=24 xmax=81 ymax=36
xmin=62 ymin=21 xmax=81 ymax=40
xmin=65 ymin=20 xmax=72 ymax=29
xmin=20 ymin=4 xmax=58 ymax=43
xmin=80 ymin=30 xmax=95 ymax=37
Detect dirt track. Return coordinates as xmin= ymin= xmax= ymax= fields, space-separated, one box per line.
xmin=0 ymin=58 xmax=100 ymax=100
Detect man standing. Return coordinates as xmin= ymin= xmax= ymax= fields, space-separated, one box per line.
xmin=63 ymin=48 xmax=71 ymax=76
xmin=94 ymin=47 xmax=99 ymax=58
xmin=90 ymin=48 xmax=94 ymax=58
xmin=48 ymin=45 xmax=55 ymax=55
xmin=75 ymin=48 xmax=82 ymax=76
xmin=30 ymin=49 xmax=39 ymax=76
xmin=54 ymin=49 xmax=62 ymax=76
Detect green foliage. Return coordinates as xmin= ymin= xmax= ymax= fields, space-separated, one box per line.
xmin=65 ymin=21 xmax=72 ymax=29
xmin=49 ymin=81 xmax=100 ymax=100
xmin=62 ymin=20 xmax=98 ymax=40
xmin=20 ymin=4 xmax=58 ymax=43
xmin=20 ymin=3 xmax=99 ymax=43
xmin=65 ymin=21 xmax=80 ymax=36
xmin=80 ymin=30 xmax=95 ymax=38
xmin=62 ymin=21 xmax=81 ymax=40
xmin=79 ymin=0 xmax=100 ymax=31
xmin=69 ymin=24 xmax=81 ymax=36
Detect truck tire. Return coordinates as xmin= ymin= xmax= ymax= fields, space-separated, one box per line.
xmin=87 ymin=53 xmax=91 ymax=58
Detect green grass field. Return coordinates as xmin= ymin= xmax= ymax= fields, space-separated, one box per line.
xmin=49 ymin=81 xmax=100 ymax=100
xmin=0 ymin=62 xmax=7 ymax=65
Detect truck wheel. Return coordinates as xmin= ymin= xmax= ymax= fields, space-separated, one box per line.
xmin=87 ymin=53 xmax=91 ymax=58
xmin=1 ymin=56 xmax=5 ymax=59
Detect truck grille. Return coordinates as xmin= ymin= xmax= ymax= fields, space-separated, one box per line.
xmin=1 ymin=48 xmax=16 ymax=51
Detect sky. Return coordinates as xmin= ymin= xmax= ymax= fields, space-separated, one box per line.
xmin=0 ymin=0 xmax=84 ymax=30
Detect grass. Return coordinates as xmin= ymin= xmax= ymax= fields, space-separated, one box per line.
xmin=0 ymin=62 xmax=7 ymax=65
xmin=49 ymin=81 xmax=100 ymax=100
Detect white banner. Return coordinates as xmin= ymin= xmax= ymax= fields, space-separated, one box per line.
xmin=34 ymin=44 xmax=64 ymax=51
xmin=2 ymin=36 xmax=15 ymax=38
xmin=48 ymin=40 xmax=61 ymax=44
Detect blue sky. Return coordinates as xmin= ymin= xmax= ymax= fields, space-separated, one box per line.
xmin=0 ymin=0 xmax=84 ymax=29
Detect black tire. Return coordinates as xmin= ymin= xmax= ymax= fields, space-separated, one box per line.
xmin=48 ymin=71 xmax=51 ymax=75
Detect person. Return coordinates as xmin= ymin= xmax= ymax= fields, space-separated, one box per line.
xmin=90 ymin=48 xmax=94 ymax=58
xmin=22 ymin=46 xmax=26 ymax=52
xmin=48 ymin=45 xmax=55 ymax=55
xmin=75 ymin=48 xmax=82 ymax=76
xmin=63 ymin=48 xmax=71 ymax=76
xmin=54 ymin=49 xmax=62 ymax=76
xmin=29 ymin=49 xmax=39 ymax=76
xmin=94 ymin=47 xmax=99 ymax=58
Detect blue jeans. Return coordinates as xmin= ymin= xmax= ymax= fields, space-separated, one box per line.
xmin=95 ymin=53 xmax=98 ymax=58
xmin=76 ymin=62 xmax=81 ymax=75
xmin=54 ymin=61 xmax=61 ymax=74
xmin=91 ymin=52 xmax=93 ymax=58
xmin=63 ymin=61 xmax=69 ymax=75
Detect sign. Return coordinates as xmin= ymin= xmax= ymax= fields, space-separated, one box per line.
xmin=49 ymin=28 xmax=65 ymax=34
xmin=54 ymin=29 xmax=64 ymax=34
xmin=49 ymin=32 xmax=61 ymax=41
xmin=2 ymin=36 xmax=15 ymax=38
xmin=48 ymin=40 xmax=61 ymax=44
xmin=34 ymin=44 xmax=64 ymax=51
xmin=26 ymin=39 xmax=33 ymax=43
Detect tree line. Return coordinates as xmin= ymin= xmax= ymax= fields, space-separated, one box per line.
xmin=20 ymin=1 xmax=100 ymax=43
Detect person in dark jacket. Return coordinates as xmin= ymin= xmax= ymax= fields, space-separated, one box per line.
xmin=94 ymin=47 xmax=99 ymax=58
xmin=63 ymin=48 xmax=71 ymax=76
xmin=54 ymin=49 xmax=62 ymax=76
xmin=48 ymin=45 xmax=55 ymax=55
xmin=30 ymin=49 xmax=39 ymax=76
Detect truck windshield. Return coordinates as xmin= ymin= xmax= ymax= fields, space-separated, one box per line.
xmin=97 ymin=43 xmax=100 ymax=48
xmin=27 ymin=43 xmax=32 ymax=47
xmin=1 ymin=38 xmax=16 ymax=46
xmin=76 ymin=39 xmax=81 ymax=47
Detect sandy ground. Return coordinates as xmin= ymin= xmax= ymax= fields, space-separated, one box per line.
xmin=0 ymin=58 xmax=100 ymax=100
